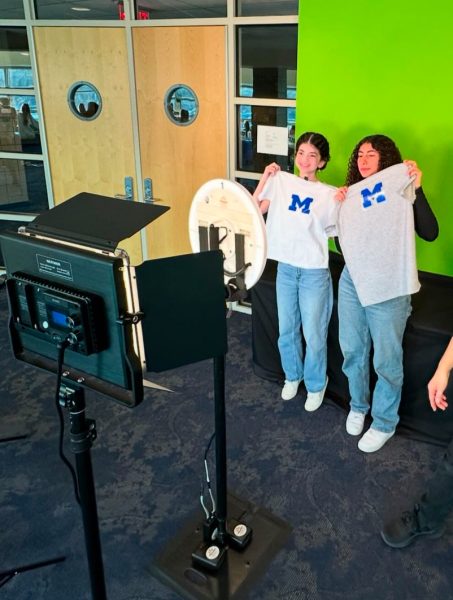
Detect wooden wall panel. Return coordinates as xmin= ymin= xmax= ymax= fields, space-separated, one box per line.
xmin=133 ymin=26 xmax=227 ymax=259
xmin=33 ymin=27 xmax=142 ymax=264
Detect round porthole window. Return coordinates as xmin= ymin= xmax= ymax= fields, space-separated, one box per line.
xmin=67 ymin=81 xmax=102 ymax=121
xmin=164 ymin=84 xmax=199 ymax=126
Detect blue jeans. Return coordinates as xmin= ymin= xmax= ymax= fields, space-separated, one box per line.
xmin=276 ymin=262 xmax=332 ymax=392
xmin=338 ymin=267 xmax=412 ymax=433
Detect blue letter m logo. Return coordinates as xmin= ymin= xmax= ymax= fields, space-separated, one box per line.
xmin=360 ymin=182 xmax=386 ymax=208
xmin=288 ymin=195 xmax=314 ymax=214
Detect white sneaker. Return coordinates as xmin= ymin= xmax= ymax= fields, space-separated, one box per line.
xmin=281 ymin=379 xmax=302 ymax=401
xmin=358 ymin=428 xmax=395 ymax=453
xmin=305 ymin=377 xmax=328 ymax=412
xmin=346 ymin=410 xmax=366 ymax=436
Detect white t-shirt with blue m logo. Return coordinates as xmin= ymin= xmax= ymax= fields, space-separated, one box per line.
xmin=258 ymin=171 xmax=338 ymax=269
xmin=338 ymin=163 xmax=419 ymax=306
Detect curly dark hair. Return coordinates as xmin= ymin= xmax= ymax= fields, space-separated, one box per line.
xmin=295 ymin=131 xmax=330 ymax=171
xmin=345 ymin=134 xmax=402 ymax=185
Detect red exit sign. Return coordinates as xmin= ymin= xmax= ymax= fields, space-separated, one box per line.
xmin=118 ymin=4 xmax=150 ymax=20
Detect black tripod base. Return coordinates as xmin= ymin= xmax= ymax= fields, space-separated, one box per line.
xmin=150 ymin=492 xmax=292 ymax=600
xmin=0 ymin=434 xmax=28 ymax=444
xmin=0 ymin=556 xmax=66 ymax=588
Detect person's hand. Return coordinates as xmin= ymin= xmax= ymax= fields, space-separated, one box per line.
xmin=334 ymin=186 xmax=348 ymax=202
xmin=263 ymin=162 xmax=281 ymax=179
xmin=404 ymin=159 xmax=422 ymax=189
xmin=427 ymin=367 xmax=450 ymax=411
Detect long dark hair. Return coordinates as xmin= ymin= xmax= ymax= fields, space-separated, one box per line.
xmin=21 ymin=103 xmax=32 ymax=126
xmin=295 ymin=131 xmax=330 ymax=170
xmin=346 ymin=134 xmax=402 ymax=185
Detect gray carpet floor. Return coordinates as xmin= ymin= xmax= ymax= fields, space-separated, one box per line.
xmin=1 ymin=291 xmax=452 ymax=599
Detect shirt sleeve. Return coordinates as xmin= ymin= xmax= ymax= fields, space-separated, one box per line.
xmin=324 ymin=188 xmax=339 ymax=237
xmin=397 ymin=167 xmax=416 ymax=203
xmin=413 ymin=187 xmax=439 ymax=241
xmin=257 ymin=175 xmax=275 ymax=202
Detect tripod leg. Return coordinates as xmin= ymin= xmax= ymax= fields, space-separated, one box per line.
xmin=0 ymin=575 xmax=14 ymax=588
xmin=0 ymin=556 xmax=66 ymax=588
xmin=0 ymin=437 xmax=66 ymax=590
xmin=0 ymin=434 xmax=28 ymax=443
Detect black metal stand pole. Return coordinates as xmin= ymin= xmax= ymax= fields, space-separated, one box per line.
xmin=62 ymin=384 xmax=107 ymax=600
xmin=213 ymin=354 xmax=227 ymax=545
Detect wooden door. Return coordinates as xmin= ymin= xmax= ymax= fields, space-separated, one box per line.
xmin=33 ymin=27 xmax=142 ymax=264
xmin=133 ymin=26 xmax=227 ymax=259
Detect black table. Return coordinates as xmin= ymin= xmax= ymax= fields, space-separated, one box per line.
xmin=251 ymin=253 xmax=453 ymax=445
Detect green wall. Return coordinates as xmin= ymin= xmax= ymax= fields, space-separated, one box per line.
xmin=296 ymin=0 xmax=453 ymax=275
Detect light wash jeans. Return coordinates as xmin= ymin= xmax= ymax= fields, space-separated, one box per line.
xmin=338 ymin=267 xmax=412 ymax=433
xmin=276 ymin=262 xmax=332 ymax=392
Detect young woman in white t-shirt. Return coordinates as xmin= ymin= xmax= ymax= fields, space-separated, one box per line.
xmin=253 ymin=132 xmax=338 ymax=410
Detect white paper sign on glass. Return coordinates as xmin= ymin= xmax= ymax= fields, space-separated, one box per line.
xmin=257 ymin=125 xmax=289 ymax=156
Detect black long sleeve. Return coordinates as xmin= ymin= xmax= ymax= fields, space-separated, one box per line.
xmin=413 ymin=186 xmax=439 ymax=241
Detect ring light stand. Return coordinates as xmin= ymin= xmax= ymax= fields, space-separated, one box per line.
xmin=150 ymin=180 xmax=291 ymax=600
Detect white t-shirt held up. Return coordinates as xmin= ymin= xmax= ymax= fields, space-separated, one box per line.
xmin=258 ymin=171 xmax=338 ymax=269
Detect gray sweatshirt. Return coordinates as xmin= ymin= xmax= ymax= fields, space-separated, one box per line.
xmin=338 ymin=163 xmax=420 ymax=306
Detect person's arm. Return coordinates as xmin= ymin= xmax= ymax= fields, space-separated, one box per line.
xmin=413 ymin=187 xmax=439 ymax=241
xmin=334 ymin=237 xmax=342 ymax=254
xmin=332 ymin=186 xmax=348 ymax=253
xmin=427 ymin=337 xmax=453 ymax=411
xmin=252 ymin=162 xmax=280 ymax=214
xmin=404 ymin=160 xmax=439 ymax=241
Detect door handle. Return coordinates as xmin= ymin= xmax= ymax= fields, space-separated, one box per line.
xmin=143 ymin=177 xmax=163 ymax=203
xmin=144 ymin=177 xmax=153 ymax=202
xmin=114 ymin=176 xmax=134 ymax=201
